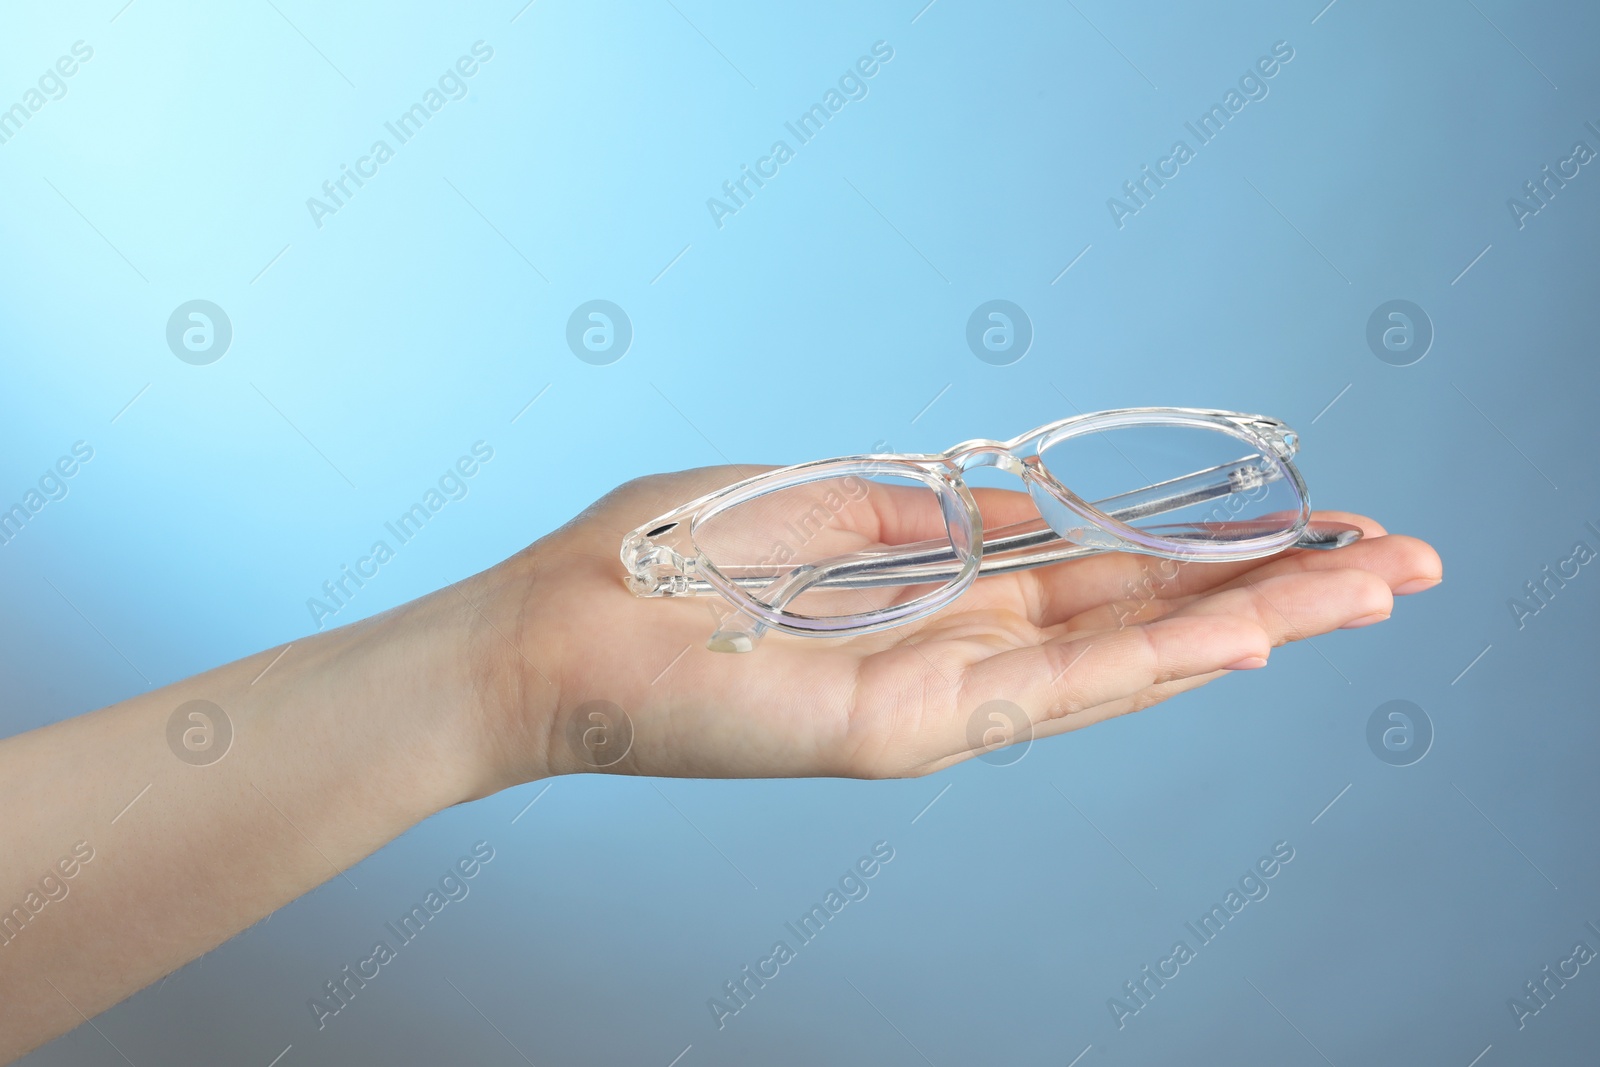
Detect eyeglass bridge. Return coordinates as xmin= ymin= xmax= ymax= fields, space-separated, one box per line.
xmin=942 ymin=440 xmax=1027 ymax=475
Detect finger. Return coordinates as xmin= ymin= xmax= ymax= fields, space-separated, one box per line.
xmin=1021 ymin=668 xmax=1230 ymax=743
xmin=1057 ymin=566 xmax=1398 ymax=644
xmin=970 ymin=486 xmax=1048 ymax=527
xmin=946 ymin=565 xmax=1400 ymax=767
xmin=1033 ymin=560 xmax=1406 ymax=732
xmin=1142 ymin=511 xmax=1398 ymax=599
xmin=1165 ymin=566 xmax=1396 ymax=644
xmin=861 ymin=483 xmax=1038 ymax=545
xmin=955 ymin=613 xmax=1270 ymax=735
xmin=1023 ymin=511 xmax=1419 ymax=627
xmin=1204 ymin=533 xmax=1441 ymax=598
xmin=1314 ymin=510 xmax=1389 ymax=538
xmin=1048 ymin=534 xmax=1438 ymax=635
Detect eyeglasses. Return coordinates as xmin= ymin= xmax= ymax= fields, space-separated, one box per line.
xmin=621 ymin=407 xmax=1358 ymax=652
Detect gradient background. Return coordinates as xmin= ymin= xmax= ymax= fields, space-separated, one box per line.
xmin=3 ymin=1 xmax=1597 ymax=1064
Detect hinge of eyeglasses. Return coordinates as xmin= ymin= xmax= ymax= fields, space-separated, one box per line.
xmin=1256 ymin=425 xmax=1300 ymax=459
xmin=622 ymin=534 xmax=695 ymax=596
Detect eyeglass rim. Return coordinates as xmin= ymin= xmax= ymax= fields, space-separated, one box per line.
xmin=1018 ymin=409 xmax=1310 ymax=561
xmin=689 ymin=457 xmax=983 ymax=638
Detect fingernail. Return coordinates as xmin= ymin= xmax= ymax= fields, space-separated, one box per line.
xmin=1394 ymin=577 xmax=1442 ymax=596
xmin=1340 ymin=612 xmax=1390 ymax=629
xmin=1224 ymin=656 xmax=1269 ymax=670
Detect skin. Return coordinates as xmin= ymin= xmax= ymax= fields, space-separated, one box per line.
xmin=0 ymin=465 xmax=1441 ymax=1061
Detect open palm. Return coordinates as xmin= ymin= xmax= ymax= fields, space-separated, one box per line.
xmin=464 ymin=465 xmax=1441 ymax=789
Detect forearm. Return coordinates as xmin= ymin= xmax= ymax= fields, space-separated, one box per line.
xmin=0 ymin=583 xmax=505 ymax=1061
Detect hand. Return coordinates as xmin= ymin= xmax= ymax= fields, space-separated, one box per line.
xmin=0 ymin=462 xmax=1444 ymax=1060
xmin=458 ymin=466 xmax=1442 ymax=791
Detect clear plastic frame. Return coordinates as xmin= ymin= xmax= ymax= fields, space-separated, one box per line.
xmin=620 ymin=407 xmax=1359 ymax=652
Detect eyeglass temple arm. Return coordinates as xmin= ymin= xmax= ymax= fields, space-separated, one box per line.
xmin=700 ymin=458 xmax=1357 ymax=651
xmin=715 ymin=516 xmax=1358 ymax=597
xmin=701 ymin=455 xmax=1358 ymax=598
xmin=700 ymin=455 xmax=1361 ymax=651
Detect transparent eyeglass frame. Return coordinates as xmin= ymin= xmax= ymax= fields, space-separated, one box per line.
xmin=621 ymin=407 xmax=1357 ymax=652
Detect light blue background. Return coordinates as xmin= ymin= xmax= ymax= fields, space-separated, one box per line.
xmin=3 ymin=0 xmax=1598 ymax=1063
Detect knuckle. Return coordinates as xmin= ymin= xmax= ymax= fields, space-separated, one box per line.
xmin=1135 ymin=624 xmax=1176 ymax=687
xmin=1036 ymin=640 xmax=1099 ymax=720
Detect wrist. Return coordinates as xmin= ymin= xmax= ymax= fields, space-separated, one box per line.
xmin=273 ymin=578 xmax=532 ymax=814
xmin=447 ymin=548 xmax=568 ymax=798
